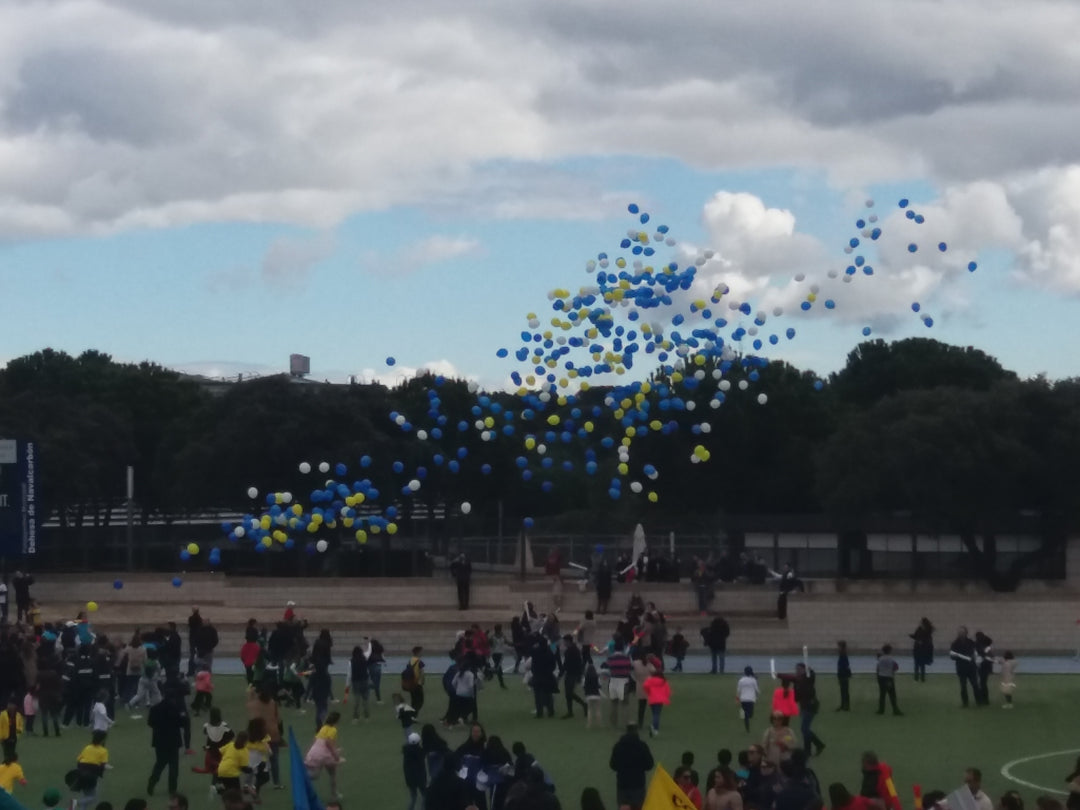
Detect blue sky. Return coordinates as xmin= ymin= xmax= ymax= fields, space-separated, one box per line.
xmin=2 ymin=2 xmax=1080 ymax=388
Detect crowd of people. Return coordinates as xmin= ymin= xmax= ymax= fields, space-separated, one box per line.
xmin=0 ymin=570 xmax=1040 ymax=810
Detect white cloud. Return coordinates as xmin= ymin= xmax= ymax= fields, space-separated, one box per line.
xmin=397 ymin=235 xmax=482 ymax=267
xmin=261 ymin=231 xmax=336 ymax=285
xmin=3 ymin=0 xmax=1080 ymax=243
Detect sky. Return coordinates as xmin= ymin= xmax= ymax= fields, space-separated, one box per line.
xmin=3 ymin=1 xmax=1080 ymax=389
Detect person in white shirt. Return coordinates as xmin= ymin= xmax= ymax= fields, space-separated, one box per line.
xmin=736 ymin=666 xmax=760 ymax=732
xmin=91 ymin=691 xmax=114 ymax=733
xmin=964 ymin=767 xmax=994 ymax=810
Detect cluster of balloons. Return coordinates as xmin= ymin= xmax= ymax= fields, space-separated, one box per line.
xmin=182 ymin=195 xmax=984 ymax=577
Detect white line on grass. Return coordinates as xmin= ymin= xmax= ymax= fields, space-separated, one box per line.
xmin=1000 ymin=749 xmax=1079 ymax=796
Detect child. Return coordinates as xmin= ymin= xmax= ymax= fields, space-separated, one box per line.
xmin=393 ymin=693 xmax=417 ymax=737
xmin=245 ymin=719 xmax=271 ymax=797
xmin=489 ymin=625 xmax=509 ymax=689
xmin=675 ymin=766 xmax=703 ymax=810
xmin=736 ymin=666 xmax=760 ymax=733
xmin=28 ymin=600 xmax=42 ymax=632
xmin=196 ymin=707 xmax=232 ymax=776
xmin=642 ymin=669 xmax=671 ymax=737
xmin=240 ymin=639 xmax=261 ymax=686
xmin=191 ymin=667 xmax=213 ymax=716
xmin=304 ymin=712 xmax=343 ymax=800
xmin=72 ymin=730 xmax=109 ymax=810
xmin=583 ymin=660 xmax=603 ymax=729
xmin=22 ymin=688 xmax=37 ymax=736
xmin=669 ymin=628 xmax=689 ymax=673
xmin=0 ymin=752 xmax=27 ymax=795
xmin=680 ymin=751 xmax=700 ymax=787
xmin=771 ymin=679 xmax=799 ymax=718
xmin=215 ymin=731 xmax=249 ymax=795
xmin=90 ymin=691 xmax=113 ymax=733
xmin=999 ymin=651 xmax=1017 ymax=708
xmin=0 ymin=700 xmax=23 ymax=760
xmin=402 ymin=732 xmax=426 ymax=810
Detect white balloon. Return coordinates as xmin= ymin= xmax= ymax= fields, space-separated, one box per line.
xmin=738 ymin=380 xmax=749 ymax=390
xmin=794 ymin=273 xmax=805 ymax=282
xmin=710 ymin=399 xmax=722 ymax=409
xmin=247 ymin=487 xmax=258 ymax=499
xmin=235 ymin=527 xmax=246 ymax=538
xmin=712 ymin=369 xmax=723 ymax=380
xmin=865 ymin=198 xmax=874 ymax=207
xmin=318 ymin=462 xmax=330 ymax=474
xmin=299 ymin=462 xmax=311 ymax=474
xmin=474 ymin=420 xmax=486 ymax=431
xmin=416 ymin=429 xmax=428 ymax=440
xmin=630 ymin=481 xmax=643 ymax=494
xmin=316 ymin=539 xmax=328 ymax=553
xmin=481 ymin=430 xmax=492 ymax=441
xmin=461 ymin=502 xmax=472 ymax=515
xmin=694 ymin=370 xmax=706 ymax=380
xmin=843 ymin=275 xmax=853 ymax=284
xmin=690 ymin=454 xmax=701 ymax=464
xmin=467 ymin=381 xmax=480 ymax=393
xmin=537 ymin=444 xmax=547 ymax=455
xmin=408 ymin=479 xmax=421 ymax=492
xmin=827 ymin=270 xmax=838 ymax=279
xmin=282 ymin=492 xmax=293 ymax=504
xmin=395 ymin=414 xmax=406 ymax=426
xmin=719 ymin=380 xmax=731 ymax=391
xmin=747 ymin=326 xmax=758 ymax=336
xmin=685 ymin=400 xmax=696 ymax=411
xmin=810 ymin=284 xmax=820 ymax=294
xmin=869 ymin=214 xmax=878 ymax=223
xmin=757 ymin=393 xmax=769 ymax=405
xmin=700 ymin=422 xmax=712 ymax=434
xmin=773 ymin=307 xmax=784 ymax=316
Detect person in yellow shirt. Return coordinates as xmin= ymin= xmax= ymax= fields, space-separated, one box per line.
xmin=0 ymin=702 xmax=24 ymax=760
xmin=215 ymin=731 xmax=250 ymax=794
xmin=303 ymin=712 xmax=343 ymax=799
xmin=0 ymin=753 xmax=27 ymax=794
xmin=72 ymin=731 xmax=109 ymax=810
xmin=244 ymin=719 xmax=271 ymax=797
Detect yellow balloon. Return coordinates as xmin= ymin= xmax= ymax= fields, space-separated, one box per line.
xmin=260 ymin=516 xmax=271 ymax=530
xmin=584 ymin=421 xmax=594 ymax=433
xmin=86 ymin=601 xmax=98 ymax=613
xmin=355 ymin=493 xmax=365 ymax=505
xmin=274 ymin=493 xmax=283 ymax=504
xmin=547 ymin=415 xmax=560 ymax=426
xmin=694 ymin=354 xmax=706 ymax=366
xmin=370 ymin=525 xmax=381 ymax=535
xmin=307 ymin=523 xmax=318 ymax=534
xmin=387 ymin=523 xmax=398 ymax=535
xmin=525 ymin=437 xmax=536 ymax=450
xmin=648 ymin=491 xmax=659 ymax=503
xmin=261 ymin=537 xmax=272 ymax=548
xmin=355 ymin=529 xmax=368 ymax=544
xmin=292 ymin=504 xmax=303 ymax=516
xmin=186 ymin=543 xmax=200 ymax=555
xmin=343 ymin=517 xmax=354 ymax=528
xmin=617 ymin=463 xmax=629 ymax=475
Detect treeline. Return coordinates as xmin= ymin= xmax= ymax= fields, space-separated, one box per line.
xmin=0 ymin=341 xmax=1078 ymax=584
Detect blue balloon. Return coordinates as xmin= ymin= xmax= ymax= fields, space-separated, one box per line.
xmin=360 ymin=455 xmax=372 ymax=468
xmin=113 ymin=580 xmax=123 ymax=590
xmin=496 ymin=348 xmax=508 ymax=358
xmin=481 ymin=463 xmax=492 ymax=475
xmin=523 ymin=517 xmax=535 ymax=529
xmin=923 ymin=316 xmax=934 ymax=327
xmin=938 ymin=242 xmax=947 ymax=252
xmin=334 ymin=463 xmax=347 ymax=476
xmin=392 ymin=461 xmax=404 ymax=474
xmin=171 ymin=577 xmax=183 ymax=588
xmin=179 ymin=549 xmax=191 ymax=562
xmin=898 ymin=198 xmax=909 ymax=208
xmin=628 ymin=203 xmax=639 ymax=214
xmin=824 ymin=300 xmax=835 ymax=309
xmin=907 ymin=244 xmax=918 ymax=253
xmin=386 ymin=357 xmax=396 ymax=366
xmin=786 ymin=328 xmax=796 ymax=339
xmin=911 ymin=302 xmax=921 ymax=312
xmin=813 ymin=380 xmax=824 ymax=391
xmin=862 ymin=326 xmax=872 ymax=336
xmin=800 ymin=301 xmax=811 ymax=311
xmin=968 ymin=261 xmax=978 ymax=272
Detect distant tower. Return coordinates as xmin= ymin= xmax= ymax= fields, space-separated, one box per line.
xmin=289 ymin=354 xmax=311 ymax=379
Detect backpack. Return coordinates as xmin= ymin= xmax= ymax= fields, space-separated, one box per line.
xmin=400 ymin=662 xmax=416 ymax=691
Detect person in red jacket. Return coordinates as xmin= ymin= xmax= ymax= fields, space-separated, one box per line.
xmin=860 ymin=751 xmax=901 ymax=810
xmin=642 ymin=670 xmax=671 ymax=738
xmin=240 ymin=640 xmax=261 ymax=686
xmin=675 ymin=766 xmax=703 ymax=809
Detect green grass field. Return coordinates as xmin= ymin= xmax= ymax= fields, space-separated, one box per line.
xmin=10 ymin=673 xmax=1080 ymax=809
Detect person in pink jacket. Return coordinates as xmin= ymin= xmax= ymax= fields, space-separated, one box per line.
xmin=642 ymin=670 xmax=671 ymax=738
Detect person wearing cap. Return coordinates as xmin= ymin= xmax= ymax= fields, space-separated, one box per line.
xmin=402 ymin=732 xmax=425 ymax=810
xmin=284 ymin=602 xmax=296 ymax=623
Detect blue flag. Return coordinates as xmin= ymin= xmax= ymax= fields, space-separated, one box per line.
xmin=289 ymin=727 xmax=325 ymax=810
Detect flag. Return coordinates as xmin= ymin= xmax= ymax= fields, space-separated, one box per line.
xmin=643 ymin=765 xmax=696 ymax=810
xmin=288 ymin=727 xmax=324 ymax=810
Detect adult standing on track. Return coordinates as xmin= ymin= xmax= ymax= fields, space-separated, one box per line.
xmin=12 ymin=572 xmax=32 ymax=624
xmin=186 ymin=608 xmax=202 ymax=678
xmin=595 ymin=558 xmax=613 ymax=615
xmin=909 ymin=618 xmax=935 ymax=682
xmin=702 ymin=615 xmax=730 ymax=675
xmin=949 ymin=626 xmax=978 ymax=707
xmin=973 ymin=631 xmax=994 ymax=707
